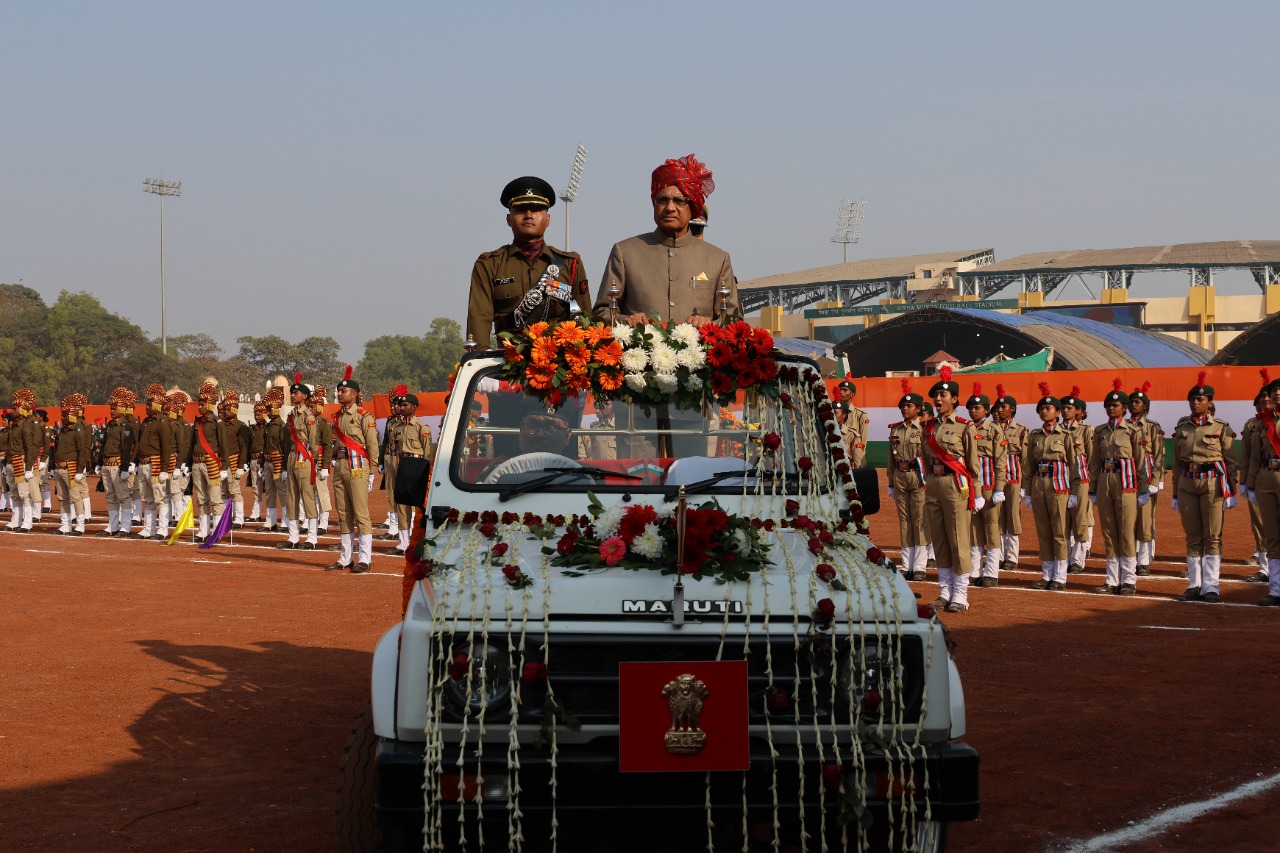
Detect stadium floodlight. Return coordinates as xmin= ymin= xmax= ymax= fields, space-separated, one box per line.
xmin=143 ymin=178 xmax=182 ymax=355
xmin=831 ymin=198 xmax=866 ymax=264
xmin=559 ymin=144 xmax=588 ymax=249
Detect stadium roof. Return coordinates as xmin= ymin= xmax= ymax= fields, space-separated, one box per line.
xmin=1209 ymin=311 xmax=1280 ymax=366
xmin=833 ymin=306 xmax=1212 ymax=374
xmin=960 ymin=240 xmax=1280 ymax=276
xmin=741 ymin=249 xmax=994 ymax=290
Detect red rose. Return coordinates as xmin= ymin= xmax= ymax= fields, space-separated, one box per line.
xmin=822 ymin=763 xmax=842 ymax=791
xmin=785 ymin=499 xmax=799 ymax=517
xmin=521 ymin=662 xmax=548 ymax=686
xmin=815 ymin=563 xmax=836 ymax=583
xmin=449 ymin=653 xmax=469 ymax=680
xmin=796 ymin=456 xmax=813 ymax=472
xmin=522 ymin=512 xmax=542 ymax=526
xmin=479 ymin=522 xmax=496 ymax=539
xmin=815 ymin=598 xmax=836 ymax=623
xmin=462 ymin=511 xmax=479 ymax=525
xmin=866 ymin=547 xmax=885 ymax=565
xmin=502 ymin=564 xmax=522 ymax=581
xmin=447 ymin=508 xmax=460 ymax=523
xmin=768 ymin=688 xmax=791 ymax=713
xmin=556 ymin=531 xmax=579 ymax=554
xmin=762 ymin=432 xmax=782 ymax=451
xmin=480 ymin=510 xmax=499 ymax=524
xmin=819 ymin=529 xmax=834 ymax=545
xmin=860 ymin=689 xmax=883 ymax=715
xmin=779 ymin=392 xmax=792 ymax=408
xmin=501 ymin=511 xmax=519 ymax=525
xmin=491 ymin=543 xmax=509 ymax=558
xmin=761 ymin=519 xmax=775 ymax=532
xmin=917 ymin=604 xmax=935 ymax=619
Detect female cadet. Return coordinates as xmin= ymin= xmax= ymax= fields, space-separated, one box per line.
xmin=1090 ymin=379 xmax=1149 ymax=595
xmin=887 ymin=379 xmax=928 ymax=581
xmin=1173 ymin=372 xmax=1236 ymax=603
xmin=921 ymin=367 xmax=981 ymax=613
xmin=1247 ymin=375 xmax=1280 ymax=606
xmin=1060 ymin=387 xmax=1094 ymax=573
xmin=1023 ymin=383 xmax=1080 ymax=590
xmin=965 ymin=382 xmax=1006 ymax=587
xmin=993 ymin=385 xmax=1028 ymax=572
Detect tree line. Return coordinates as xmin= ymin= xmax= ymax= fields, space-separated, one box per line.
xmin=0 ymin=284 xmax=463 ymax=404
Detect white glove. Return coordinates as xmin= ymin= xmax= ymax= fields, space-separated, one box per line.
xmin=1149 ymin=484 xmax=1159 ymax=495
xmin=118 ymin=469 xmax=131 ymax=482
xmin=1224 ymin=495 xmax=1237 ymax=510
xmin=240 ymin=466 xmax=249 ymax=478
xmin=1158 ymin=480 xmax=1165 ymax=491
xmin=887 ymin=487 xmax=895 ymax=499
xmin=1137 ymin=493 xmax=1148 ymax=507
xmin=38 ymin=460 xmax=48 ymax=472
xmin=379 ymin=465 xmax=385 ymax=474
xmin=991 ymin=490 xmax=1006 ymax=505
xmin=1021 ymin=492 xmax=1032 ymax=510
xmin=182 ymin=463 xmax=190 ymax=476
xmin=972 ymin=496 xmax=986 ymax=512
xmin=24 ymin=470 xmax=35 ymax=481
xmin=219 ymin=469 xmax=229 ymax=481
xmin=319 ymin=468 xmax=329 ymax=481
xmin=74 ymin=472 xmax=85 ymax=483
xmin=1089 ymin=493 xmax=1098 ymax=506
xmin=280 ymin=469 xmax=289 ymax=482
xmin=159 ymin=471 xmax=170 ymax=482
xmin=1238 ymin=483 xmax=1248 ymax=496
xmin=1172 ymin=498 xmax=1179 ymax=511
xmin=1248 ymin=488 xmax=1257 ymax=504
xmin=1067 ymin=494 xmax=1079 ymax=509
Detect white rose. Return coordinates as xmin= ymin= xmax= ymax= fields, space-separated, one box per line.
xmin=676 ymin=346 xmax=706 ymax=370
xmin=654 ymin=371 xmax=679 ymax=393
xmin=631 ymin=523 xmax=665 ymax=559
xmin=732 ymin=529 xmax=752 ymax=553
xmin=595 ymin=506 xmax=624 ymax=539
xmin=625 ymin=372 xmax=648 ymax=393
xmin=620 ymin=347 xmax=649 ymax=373
xmin=611 ymin=323 xmax=634 ymax=345
xmin=651 ymin=342 xmax=679 ymax=373
xmin=670 ymin=323 xmax=701 ymax=348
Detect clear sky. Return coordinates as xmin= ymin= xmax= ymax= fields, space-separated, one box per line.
xmin=4 ymin=1 xmax=1277 ymax=364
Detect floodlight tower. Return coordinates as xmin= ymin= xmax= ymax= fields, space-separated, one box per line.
xmin=559 ymin=144 xmax=588 ymax=250
xmin=143 ymin=178 xmax=182 ymax=355
xmin=831 ymin=199 xmax=866 ymax=264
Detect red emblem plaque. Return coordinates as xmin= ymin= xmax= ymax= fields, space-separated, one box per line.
xmin=618 ymin=660 xmax=749 ymax=773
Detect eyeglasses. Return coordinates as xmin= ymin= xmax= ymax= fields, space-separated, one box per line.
xmin=652 ymin=195 xmax=690 ymax=208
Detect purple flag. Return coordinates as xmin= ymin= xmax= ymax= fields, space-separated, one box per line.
xmin=200 ymin=501 xmax=235 ymax=550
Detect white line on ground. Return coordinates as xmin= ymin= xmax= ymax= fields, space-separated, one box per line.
xmin=23 ymin=549 xmax=64 ymax=554
xmin=1136 ymin=625 xmax=1204 ymax=631
xmin=1054 ymin=770 xmax=1280 ymax=852
xmin=191 ymin=559 xmax=233 ymax=565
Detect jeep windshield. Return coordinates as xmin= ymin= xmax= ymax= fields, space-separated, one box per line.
xmin=450 ymin=364 xmax=831 ymax=497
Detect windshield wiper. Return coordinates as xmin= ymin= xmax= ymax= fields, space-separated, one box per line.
xmin=498 ymin=466 xmax=641 ymax=502
xmin=663 ymin=469 xmax=802 ymax=501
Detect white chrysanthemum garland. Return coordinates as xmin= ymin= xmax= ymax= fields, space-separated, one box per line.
xmin=406 ymin=366 xmax=943 ymax=851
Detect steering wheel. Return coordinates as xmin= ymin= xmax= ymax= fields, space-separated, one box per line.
xmin=482 ymin=452 xmax=585 ymax=485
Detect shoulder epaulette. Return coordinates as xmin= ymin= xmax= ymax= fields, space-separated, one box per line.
xmin=955 ymin=416 xmax=970 ymax=424
xmin=888 ymin=420 xmax=903 ymax=429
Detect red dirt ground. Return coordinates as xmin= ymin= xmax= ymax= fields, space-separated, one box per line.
xmin=1 ymin=481 xmax=1276 ymax=852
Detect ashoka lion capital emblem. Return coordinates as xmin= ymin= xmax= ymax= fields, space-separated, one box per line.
xmin=662 ymin=673 xmax=708 ymax=755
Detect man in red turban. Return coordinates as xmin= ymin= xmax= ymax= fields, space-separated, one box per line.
xmin=592 ymin=153 xmax=738 ymax=328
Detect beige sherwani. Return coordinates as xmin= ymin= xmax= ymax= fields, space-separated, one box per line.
xmin=591 ymin=230 xmax=738 ymax=324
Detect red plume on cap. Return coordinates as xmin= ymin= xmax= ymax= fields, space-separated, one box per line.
xmin=1070 ymin=385 xmax=1082 ymax=399
xmin=1142 ymin=381 xmax=1152 ymax=393
xmin=1038 ymin=381 xmax=1052 ymax=397
xmin=972 ymin=382 xmax=982 ymax=397
xmin=393 ymin=384 xmax=407 ymax=397
xmin=1113 ymin=377 xmax=1124 ymax=391
xmin=1261 ymin=368 xmax=1271 ymax=384
xmin=344 ymin=365 xmax=353 ymax=381
xmin=900 ymin=378 xmax=911 ymax=394
xmin=995 ymin=383 xmax=1006 ymax=399
xmin=939 ymin=365 xmax=953 ymax=382
xmin=1197 ymin=370 xmax=1208 ymax=387
xmin=294 ymin=372 xmax=302 ymax=384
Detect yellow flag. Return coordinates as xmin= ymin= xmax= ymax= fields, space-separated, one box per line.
xmin=166 ymin=498 xmax=196 ymax=546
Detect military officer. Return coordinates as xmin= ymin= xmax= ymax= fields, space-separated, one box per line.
xmin=216 ymin=391 xmax=250 ymax=529
xmin=164 ymin=391 xmax=192 ymax=526
xmin=1247 ymin=375 xmax=1280 ymax=606
xmin=309 ymin=386 xmax=333 ymax=534
xmin=1239 ymin=372 xmax=1274 ymax=583
xmin=965 ymin=383 xmax=1007 ymax=587
xmin=134 ymin=384 xmax=175 ymax=540
xmin=385 ymin=386 xmax=431 ymax=556
xmin=97 ymin=388 xmax=139 ymax=536
xmin=1024 ymin=384 xmax=1081 ymax=590
xmin=329 ymin=366 xmax=380 ymax=573
xmin=247 ymin=401 xmax=268 ymax=523
xmin=1090 ymin=380 xmax=1149 ymax=595
xmin=188 ymin=382 xmax=229 ymax=542
xmin=51 ymin=394 xmax=92 ymax=535
xmin=260 ymin=388 xmax=288 ymax=531
xmin=592 ymin=154 xmax=738 ymax=327
xmin=378 ymin=386 xmax=407 ymax=542
xmin=279 ymin=374 xmax=321 ymax=550
xmin=1173 ymin=372 xmax=1236 ymax=603
xmin=835 ymin=377 xmax=870 ymax=469
xmin=887 ymin=379 xmax=928 ymax=581
xmin=921 ymin=367 xmax=982 ymax=613
xmin=4 ymin=389 xmax=46 ymax=532
xmin=467 ymin=176 xmax=591 ymax=349
xmin=1060 ymin=388 xmax=1094 ymax=574
xmin=992 ymin=385 xmax=1028 ymax=572
xmin=1128 ymin=382 xmax=1165 ymax=575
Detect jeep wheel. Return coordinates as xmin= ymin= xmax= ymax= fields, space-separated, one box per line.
xmin=335 ymin=706 xmax=416 ymax=853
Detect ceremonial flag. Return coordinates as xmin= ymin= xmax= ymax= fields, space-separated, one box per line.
xmin=166 ymin=499 xmax=195 ymax=546
xmin=200 ymin=501 xmax=235 ymax=550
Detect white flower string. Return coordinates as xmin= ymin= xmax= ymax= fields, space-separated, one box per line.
xmin=539 ymin=556 xmax=559 ymax=853
xmin=757 ymin=556 xmax=782 ymax=852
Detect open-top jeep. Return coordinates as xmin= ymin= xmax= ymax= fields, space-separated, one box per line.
xmin=339 ymin=319 xmax=978 ymax=852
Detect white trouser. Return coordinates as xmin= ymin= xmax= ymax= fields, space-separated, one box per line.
xmin=1186 ymin=555 xmax=1202 ymax=589
xmin=950 ymin=570 xmax=970 ymax=607
xmin=1269 ymin=559 xmax=1280 ymax=598
xmin=937 ymin=567 xmax=953 ymax=602
xmin=339 ymin=533 xmax=354 ymax=566
xmin=969 ymin=546 xmax=982 ymax=580
xmin=358 ymin=533 xmax=373 ymax=564
xmin=1200 ymin=554 xmax=1221 ymax=595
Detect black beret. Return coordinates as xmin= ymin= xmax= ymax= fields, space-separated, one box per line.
xmin=501 ymin=176 xmax=556 ymax=210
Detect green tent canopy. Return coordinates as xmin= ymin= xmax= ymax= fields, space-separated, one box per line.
xmin=953 ymin=348 xmax=1052 ymax=374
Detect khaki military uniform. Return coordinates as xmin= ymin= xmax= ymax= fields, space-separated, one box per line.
xmin=996 ymin=419 xmax=1029 ymax=569
xmin=284 ymin=406 xmax=320 ymax=524
xmin=1130 ymin=415 xmax=1165 ymax=566
xmin=313 ymin=410 xmax=334 ymax=523
xmin=578 ymin=418 xmax=618 ymax=461
xmin=1238 ymin=414 xmax=1267 ymax=570
xmin=189 ymin=412 xmax=228 ymax=524
xmin=967 ymin=418 xmax=1008 ymax=582
xmin=52 ymin=420 xmax=92 ymax=533
xmin=386 ymin=415 xmax=430 ymax=545
xmin=1023 ymin=423 xmax=1081 ymax=585
xmin=1065 ymin=420 xmax=1095 ymax=570
xmin=218 ymin=416 xmax=250 ymax=526
xmin=166 ymin=414 xmax=191 ymax=521
xmin=1245 ymin=413 xmax=1280 ymax=600
xmin=5 ymin=414 xmax=46 ymax=530
xmin=467 ymin=243 xmax=590 ymax=349
xmin=248 ymin=418 xmax=267 ymax=519
xmin=333 ymin=405 xmax=380 ymax=536
xmin=1173 ymin=414 xmax=1234 ymax=596
xmin=98 ymin=415 xmax=138 ymax=534
xmin=260 ymin=415 xmax=288 ymax=529
xmin=842 ymin=407 xmax=870 ymax=470
xmin=591 ymin=230 xmax=738 ymax=325
xmin=134 ymin=411 xmax=174 ymax=537
xmin=922 ymin=413 xmax=979 ymax=609
xmin=887 ymin=417 xmax=927 ymax=577
xmin=1090 ymin=419 xmax=1149 ymax=590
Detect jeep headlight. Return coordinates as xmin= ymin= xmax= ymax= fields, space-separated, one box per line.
xmin=443 ymin=642 xmax=512 ymax=719
xmin=836 ymin=640 xmax=923 ymax=719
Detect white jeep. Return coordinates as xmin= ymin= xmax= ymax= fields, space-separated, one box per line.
xmin=339 ymin=340 xmax=978 ymax=853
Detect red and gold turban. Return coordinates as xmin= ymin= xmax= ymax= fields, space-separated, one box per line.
xmin=165 ymin=390 xmax=190 ymax=413
xmin=309 ymin=385 xmax=327 ymax=404
xmin=12 ymin=389 xmax=36 ymax=410
xmin=651 ymin=154 xmax=715 ymax=219
xmin=146 ymin=383 xmax=167 ymax=405
xmin=198 ymin=382 xmax=219 ymax=404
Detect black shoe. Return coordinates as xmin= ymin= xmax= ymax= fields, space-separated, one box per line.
xmin=1176 ymin=587 xmax=1201 ymax=602
xmin=12 ymin=527 xmax=29 ymax=533
xmin=1175 ymin=570 xmax=1189 ymax=579
xmin=910 ymin=570 xmax=927 ymax=582
xmin=276 ymin=541 xmax=299 ymax=550
xmin=1066 ymin=563 xmax=1084 ymax=574
xmin=981 ymin=576 xmax=999 ymax=588
xmin=1136 ymin=565 xmax=1152 ymax=577
xmin=326 ymin=562 xmax=350 ymax=572
xmin=69 ymin=530 xmax=83 ymax=537
xmin=232 ymin=523 xmax=245 ymax=530
xmin=1031 ymin=579 xmax=1050 ymax=590
xmin=150 ymin=534 xmax=165 ymax=541
xmin=1117 ymin=584 xmax=1137 ymax=596
xmin=96 ymin=530 xmax=114 ymax=537
xmin=352 ymin=562 xmax=371 ymax=574
xmin=1096 ymin=584 xmax=1117 ymax=595
xmin=925 ymin=559 xmax=937 ymax=569
xmin=999 ymin=560 xmax=1014 ymax=573
xmin=247 ymin=516 xmax=261 ymax=522
xmin=376 ymin=533 xmax=398 ymax=541
xmin=193 ymin=536 xmax=207 ymax=544
xmin=1257 ymin=595 xmax=1280 ymax=607
xmin=300 ymin=542 xmax=317 ymax=550
xmin=1243 ymin=571 xmax=1269 ymax=584
xmin=317 ymin=527 xmax=328 ymax=535
xmin=1047 ymin=581 xmax=1065 ymax=591
xmin=1200 ymin=591 xmax=1221 ymax=603
xmin=377 ymin=523 xmax=390 ymax=530
xmin=392 ymin=547 xmax=407 ymax=557
xmin=944 ymin=602 xmax=968 ymax=613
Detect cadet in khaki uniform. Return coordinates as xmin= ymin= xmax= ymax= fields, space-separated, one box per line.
xmin=329 ymin=366 xmax=380 ymax=573
xmin=1247 ymin=376 xmax=1280 ymax=606
xmin=836 ymin=378 xmax=870 ymax=469
xmin=965 ymin=383 xmax=1007 ymax=587
xmin=378 ymin=386 xmax=408 ymax=541
xmin=309 ymin=386 xmax=333 ymax=534
xmin=887 ymin=380 xmax=928 ymax=581
xmin=1239 ymin=372 xmax=1274 ymax=583
xmin=5 ymin=389 xmax=46 ymax=533
xmin=217 ymin=391 xmax=251 ymax=529
xmin=1173 ymin=372 xmax=1236 ymax=603
xmin=1128 ymin=383 xmax=1165 ymax=575
xmin=52 ymin=394 xmax=92 ymax=535
xmin=993 ymin=386 xmax=1028 ymax=571
xmin=921 ymin=367 xmax=982 ymax=613
xmin=1060 ymin=388 xmax=1094 ymax=573
xmin=1024 ymin=384 xmax=1081 ymax=590
xmin=165 ymin=391 xmax=191 ymax=526
xmin=386 ymin=388 xmax=431 ymax=555
xmin=188 ymin=383 xmax=229 ymax=542
xmin=97 ymin=388 xmax=138 ymax=536
xmin=134 ymin=384 xmax=174 ymax=540
xmin=247 ymin=401 xmax=268 ymax=523
xmin=467 ymin=177 xmax=591 ymax=349
xmin=579 ymin=397 xmax=618 ymax=460
xmin=279 ymin=374 xmax=321 ymax=550
xmin=592 ymin=154 xmax=738 ymax=328
xmin=1090 ymin=380 xmax=1150 ymax=595
xmin=260 ymin=388 xmax=288 ymax=531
